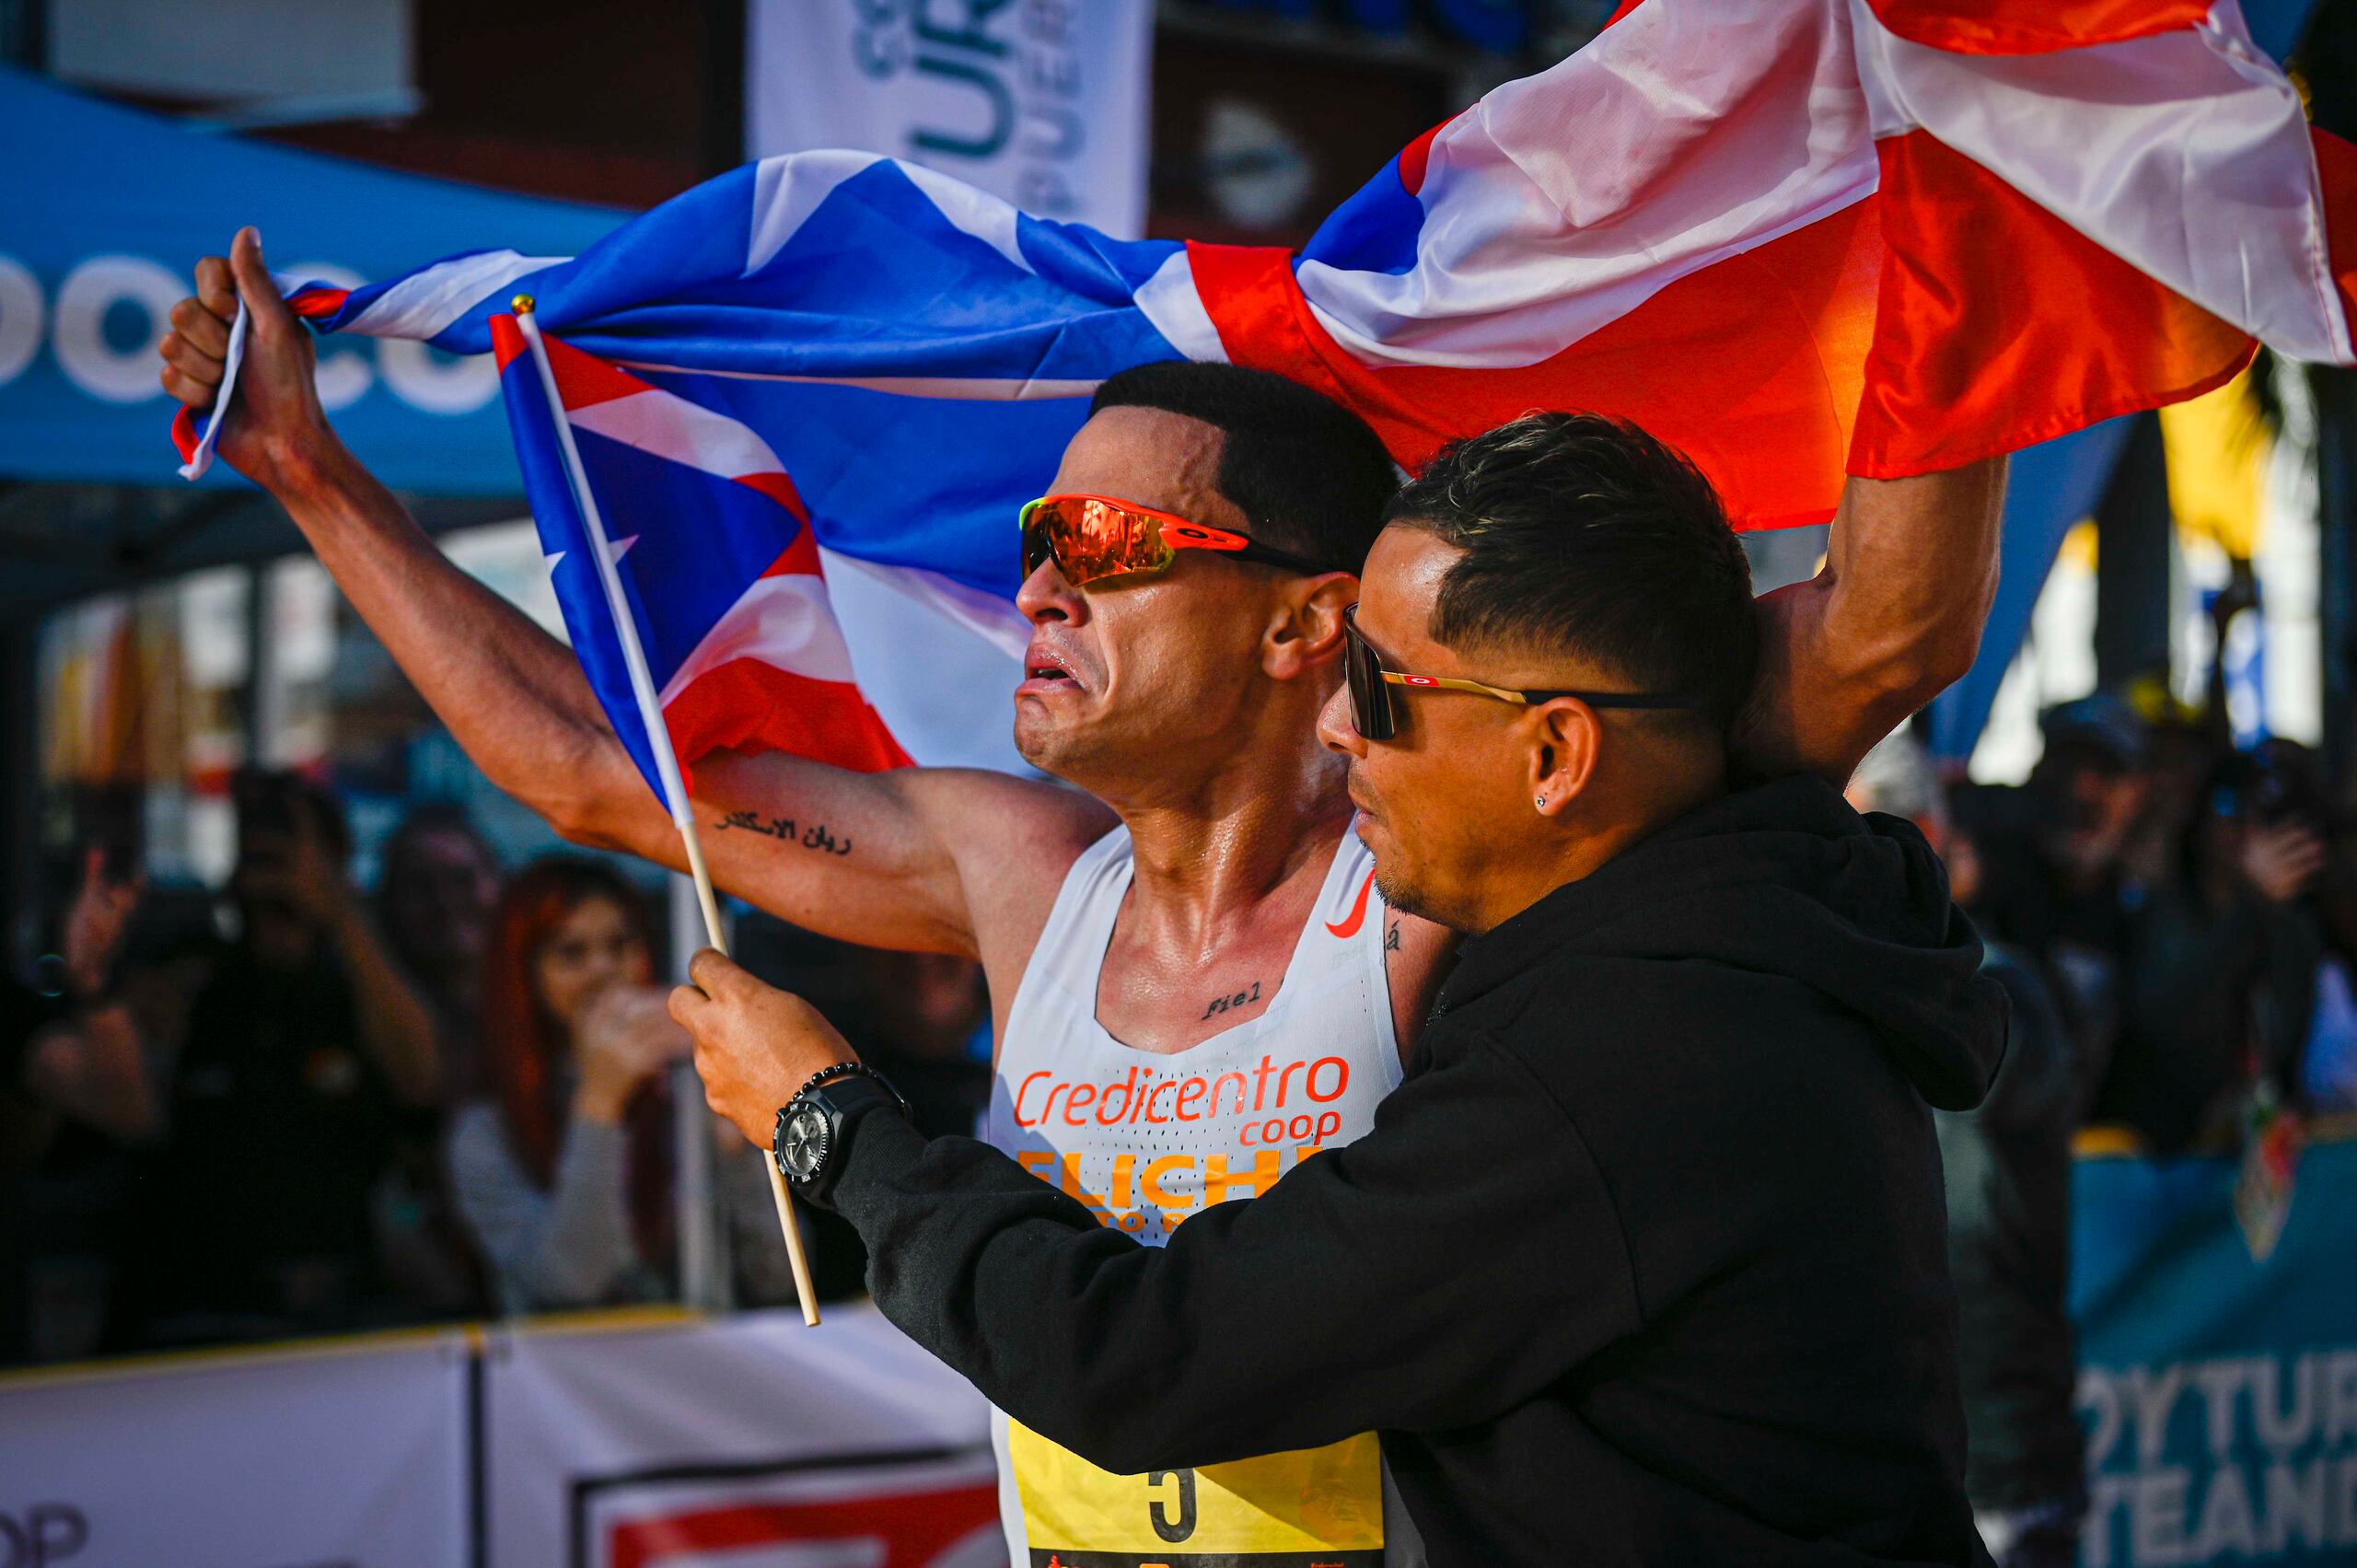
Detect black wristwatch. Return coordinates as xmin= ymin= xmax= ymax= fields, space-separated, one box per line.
xmin=772 ymin=1063 xmax=911 ymax=1197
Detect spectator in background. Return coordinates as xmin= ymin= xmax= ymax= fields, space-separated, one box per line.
xmin=377 ymin=803 xmax=500 ymax=1104
xmin=374 ymin=804 xmax=504 ymax=1318
xmin=142 ymin=770 xmax=441 ymax=1342
xmin=1851 ymin=732 xmax=2085 ymax=1568
xmin=449 ymin=857 xmax=690 ymax=1311
xmin=1963 ymin=695 xmax=2154 ymax=1074
xmin=6 ymin=847 xmax=154 ymax=1146
xmin=2302 ymin=803 xmax=2357 ymax=1112
xmin=1 ymin=846 xmax=153 ymax=1364
xmin=2096 ymin=740 xmax=2326 ymax=1152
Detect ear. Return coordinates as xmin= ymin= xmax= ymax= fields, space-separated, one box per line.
xmin=1527 ymin=699 xmax=1604 ymax=819
xmin=1263 ymin=573 xmax=1359 ymax=681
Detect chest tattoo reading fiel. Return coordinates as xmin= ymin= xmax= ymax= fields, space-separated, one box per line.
xmin=1200 ymin=979 xmax=1264 ymax=1019
xmin=714 ymin=810 xmax=853 ymax=856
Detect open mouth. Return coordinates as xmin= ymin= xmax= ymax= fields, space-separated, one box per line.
xmin=1018 ymin=645 xmax=1084 ymax=695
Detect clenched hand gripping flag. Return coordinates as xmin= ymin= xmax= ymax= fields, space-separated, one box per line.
xmin=180 ymin=0 xmax=2357 ymax=788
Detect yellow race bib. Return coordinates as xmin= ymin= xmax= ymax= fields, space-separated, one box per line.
xmin=1007 ymin=1418 xmax=1385 ymax=1567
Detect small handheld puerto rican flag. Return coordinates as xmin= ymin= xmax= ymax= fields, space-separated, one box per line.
xmin=499 ymin=296 xmax=824 ymax=1329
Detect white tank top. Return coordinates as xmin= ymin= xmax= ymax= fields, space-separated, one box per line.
xmin=985 ymin=822 xmax=1414 ymax=1568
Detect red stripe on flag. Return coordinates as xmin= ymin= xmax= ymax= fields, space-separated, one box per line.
xmin=667 ymin=661 xmax=913 ymax=776
xmin=758 ymin=529 xmax=825 ymax=579
xmin=1862 ymin=0 xmax=2212 ymax=54
xmin=1190 ymin=200 xmax=1881 ymax=530
xmin=735 ymin=469 xmax=811 ymax=520
xmin=540 ymin=331 xmax=653 ymax=411
xmin=1398 ymin=119 xmax=1451 ymax=198
xmin=489 ymin=313 xmax=527 ymax=371
xmin=170 ymin=404 xmax=201 ymax=462
xmin=287 ymin=287 xmax=349 ymax=320
xmin=1849 ymin=130 xmax=2255 ymax=479
xmin=2313 ymin=127 xmax=2357 ymax=346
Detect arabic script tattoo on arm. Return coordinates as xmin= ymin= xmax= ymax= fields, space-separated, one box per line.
xmin=714 ymin=810 xmax=853 ymax=856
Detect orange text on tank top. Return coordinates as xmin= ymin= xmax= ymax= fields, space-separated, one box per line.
xmin=984 ymin=822 xmax=1411 ymax=1568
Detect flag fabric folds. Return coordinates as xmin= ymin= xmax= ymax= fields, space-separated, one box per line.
xmin=179 ymin=0 xmax=2356 ymax=785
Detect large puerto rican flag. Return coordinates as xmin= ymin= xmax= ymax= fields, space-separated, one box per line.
xmin=180 ymin=0 xmax=2356 ymax=785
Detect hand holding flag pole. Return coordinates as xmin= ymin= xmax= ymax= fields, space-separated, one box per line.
xmin=509 ymin=296 xmax=821 ymax=1328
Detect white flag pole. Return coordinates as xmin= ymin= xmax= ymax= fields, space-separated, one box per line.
xmin=510 ymin=296 xmax=821 ymax=1328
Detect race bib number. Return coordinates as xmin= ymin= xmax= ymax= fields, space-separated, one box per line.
xmin=1007 ymin=1419 xmax=1384 ymax=1567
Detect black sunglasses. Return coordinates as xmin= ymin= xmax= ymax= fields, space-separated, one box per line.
xmin=1341 ymin=604 xmax=1701 ymax=742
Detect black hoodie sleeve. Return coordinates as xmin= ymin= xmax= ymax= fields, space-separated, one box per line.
xmin=825 ymin=1028 xmax=1639 ymax=1475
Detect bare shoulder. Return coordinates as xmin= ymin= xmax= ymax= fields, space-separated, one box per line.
xmin=1382 ymin=907 xmax=1460 ymax=1065
xmin=903 ymin=766 xmax=1119 ymax=979
xmin=679 ymin=749 xmax=1112 ymax=962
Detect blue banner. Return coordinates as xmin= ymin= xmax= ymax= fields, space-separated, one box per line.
xmin=0 ymin=66 xmax=622 ymax=494
xmin=2073 ymin=1132 xmax=2357 ymax=1566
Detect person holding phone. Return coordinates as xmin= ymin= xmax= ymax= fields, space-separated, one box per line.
xmin=140 ymin=771 xmax=441 ymax=1342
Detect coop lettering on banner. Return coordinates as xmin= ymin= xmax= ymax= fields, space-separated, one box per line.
xmin=746 ymin=0 xmax=1153 ymax=238
xmin=2072 ymin=1131 xmax=2357 ymax=1567
xmin=0 ymin=66 xmax=620 ymax=491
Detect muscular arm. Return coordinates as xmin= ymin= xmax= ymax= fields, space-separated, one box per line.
xmin=271 ymin=437 xmax=1090 ymax=956
xmin=1735 ymin=459 xmax=2006 ymax=784
xmin=164 ymin=231 xmax=1109 ymax=960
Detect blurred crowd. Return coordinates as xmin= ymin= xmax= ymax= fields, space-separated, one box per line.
xmin=0 ymin=772 xmax=991 ymax=1364
xmin=1865 ymin=692 xmax=2357 ymax=1152
xmin=7 ymin=663 xmax=2357 ymax=1565
xmin=1844 ymin=637 xmax=2357 ymax=1564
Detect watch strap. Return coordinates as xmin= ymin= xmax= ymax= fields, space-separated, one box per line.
xmin=784 ymin=1061 xmax=910 ymax=1119
xmin=773 ymin=1066 xmax=911 ymax=1197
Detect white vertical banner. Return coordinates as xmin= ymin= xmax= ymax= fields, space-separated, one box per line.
xmin=747 ymin=0 xmax=1155 ymax=238
xmin=0 ymin=1333 xmax=470 ymax=1565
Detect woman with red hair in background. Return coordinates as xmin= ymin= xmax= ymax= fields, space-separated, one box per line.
xmin=447 ymin=858 xmax=689 ymax=1311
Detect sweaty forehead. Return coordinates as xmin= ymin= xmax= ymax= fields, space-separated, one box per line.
xmin=1051 ymin=405 xmax=1240 ymax=526
xmin=1355 ymin=526 xmax=1461 ymax=657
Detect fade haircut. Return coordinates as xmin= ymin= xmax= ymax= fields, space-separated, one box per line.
xmin=1090 ymin=361 xmax=1399 ymax=575
xmin=1386 ymin=412 xmax=1758 ymax=734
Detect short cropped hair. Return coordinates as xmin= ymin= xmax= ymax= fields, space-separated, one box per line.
xmin=1386 ymin=412 xmax=1757 ymax=733
xmin=1090 ymin=362 xmax=1399 ymax=575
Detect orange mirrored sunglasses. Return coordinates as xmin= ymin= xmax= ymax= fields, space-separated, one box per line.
xmin=1019 ymin=494 xmax=1330 ymax=587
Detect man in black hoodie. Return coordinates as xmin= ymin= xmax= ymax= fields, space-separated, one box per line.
xmin=675 ymin=413 xmax=2009 ymax=1566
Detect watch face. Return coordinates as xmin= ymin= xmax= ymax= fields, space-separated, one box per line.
xmin=777 ymin=1101 xmax=831 ymax=1184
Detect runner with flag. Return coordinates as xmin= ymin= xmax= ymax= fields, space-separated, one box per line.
xmin=160 ymin=225 xmax=1986 ymax=1566
xmin=154 ymin=0 xmax=2344 ymax=1561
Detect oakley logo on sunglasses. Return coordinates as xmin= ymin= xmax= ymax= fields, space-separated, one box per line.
xmin=1170 ymin=524 xmax=1243 ymax=545
xmin=1019 ymin=494 xmax=1329 ymax=587
xmin=1341 ymin=602 xmax=1699 ymax=742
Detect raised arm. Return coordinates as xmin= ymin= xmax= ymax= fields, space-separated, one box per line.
xmin=1735 ymin=458 xmax=2006 ymax=784
xmin=162 ymin=230 xmax=1106 ymax=959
